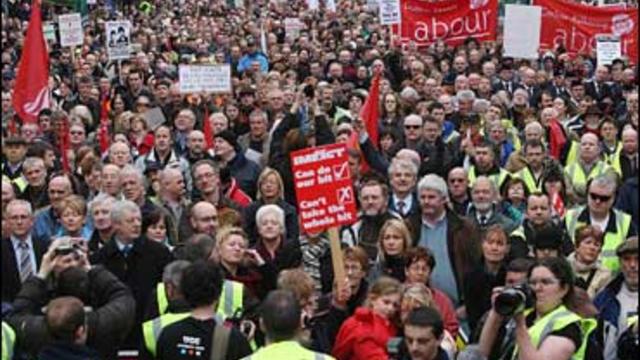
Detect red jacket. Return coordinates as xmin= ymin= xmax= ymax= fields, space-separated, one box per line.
xmin=332 ymin=307 xmax=397 ymax=360
xmin=431 ymin=287 xmax=459 ymax=337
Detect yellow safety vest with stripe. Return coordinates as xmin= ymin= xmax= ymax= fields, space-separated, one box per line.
xmin=564 ymin=141 xmax=580 ymax=166
xmin=514 ymin=166 xmax=543 ymax=194
xmin=468 ymin=166 xmax=511 ymax=190
xmin=512 ymin=305 xmax=597 ymax=360
xmin=565 ymin=207 xmax=632 ymax=272
xmin=564 ymin=161 xmax=614 ymax=199
xmin=241 ymin=340 xmax=335 ymax=360
xmin=156 ymin=279 xmax=244 ymax=319
xmin=604 ymin=143 xmax=623 ymax=176
xmin=2 ymin=321 xmax=15 ymax=360
xmin=143 ymin=312 xmax=191 ymax=357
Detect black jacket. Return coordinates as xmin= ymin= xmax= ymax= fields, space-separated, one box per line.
xmin=243 ymin=199 xmax=300 ymax=246
xmin=7 ymin=266 xmax=135 ymax=359
xmin=1 ymin=235 xmax=48 ymax=303
xmin=91 ymin=236 xmax=173 ymax=349
xmin=38 ymin=342 xmax=101 ymax=360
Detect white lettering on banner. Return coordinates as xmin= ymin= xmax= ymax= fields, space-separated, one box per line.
xmin=412 ymin=10 xmax=491 ymax=43
xmin=300 ymin=198 xmax=327 ymax=210
xmin=292 ymin=147 xmax=346 ymax=166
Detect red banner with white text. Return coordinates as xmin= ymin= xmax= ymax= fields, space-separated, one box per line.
xmin=535 ymin=0 xmax=637 ymax=63
xmin=395 ymin=0 xmax=498 ymax=47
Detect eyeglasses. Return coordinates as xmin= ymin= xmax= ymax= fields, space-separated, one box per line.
xmin=404 ymin=125 xmax=421 ymax=130
xmin=589 ymin=192 xmax=612 ymax=202
xmin=449 ymin=178 xmax=466 ymax=183
xmin=528 ymin=278 xmax=559 ymax=287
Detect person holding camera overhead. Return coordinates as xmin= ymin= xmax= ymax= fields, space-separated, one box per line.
xmin=478 ymin=257 xmax=597 ymax=360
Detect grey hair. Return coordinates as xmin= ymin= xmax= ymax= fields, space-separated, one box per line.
xmin=417 ymin=174 xmax=449 ymax=201
xmin=120 ymin=164 xmax=145 ymax=186
xmin=162 ymin=260 xmax=191 ymax=291
xmin=6 ymin=199 xmax=33 ymax=216
xmin=256 ymin=204 xmax=285 ymax=229
xmin=388 ymin=158 xmax=418 ymax=178
xmin=159 ymin=167 xmax=182 ymax=186
xmin=457 ymin=345 xmax=487 ymax=360
xmin=456 ymin=89 xmax=476 ymax=102
xmin=249 ymin=109 xmax=268 ymax=122
xmin=524 ymin=121 xmax=543 ymax=134
xmin=88 ymin=193 xmax=117 ymax=213
xmin=589 ymin=174 xmax=618 ymax=194
xmin=472 ymin=176 xmax=498 ymax=196
xmin=110 ymin=200 xmax=140 ymax=224
xmin=22 ymin=157 xmax=45 ymax=171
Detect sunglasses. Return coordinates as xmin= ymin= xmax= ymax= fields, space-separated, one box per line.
xmin=589 ymin=192 xmax=612 ymax=202
xmin=404 ymin=125 xmax=421 ymax=130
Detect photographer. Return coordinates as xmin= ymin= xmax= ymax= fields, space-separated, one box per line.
xmin=478 ymin=257 xmax=596 ymax=360
xmin=7 ymin=237 xmax=136 ymax=359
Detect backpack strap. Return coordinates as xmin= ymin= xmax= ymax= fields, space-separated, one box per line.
xmin=210 ymin=323 xmax=231 ymax=360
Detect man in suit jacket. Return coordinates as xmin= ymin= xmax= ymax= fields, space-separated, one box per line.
xmin=2 ymin=200 xmax=48 ymax=303
xmin=585 ymin=65 xmax=612 ymax=102
xmin=91 ymin=199 xmax=172 ymax=351
xmin=388 ymin=158 xmax=420 ymax=219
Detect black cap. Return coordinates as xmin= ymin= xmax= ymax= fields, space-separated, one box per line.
xmin=584 ymin=104 xmax=603 ymax=117
xmin=553 ymin=67 xmax=566 ymax=77
xmin=214 ymin=129 xmax=240 ymax=151
xmin=5 ymin=136 xmax=27 ymax=146
xmin=144 ymin=161 xmax=163 ymax=174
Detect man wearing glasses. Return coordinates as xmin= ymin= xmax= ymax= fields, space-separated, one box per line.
xmin=565 ymin=174 xmax=636 ymax=272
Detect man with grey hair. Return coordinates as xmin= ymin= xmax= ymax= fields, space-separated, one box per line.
xmin=18 ymin=157 xmax=48 ymax=209
xmin=2 ymin=199 xmax=48 ymax=302
xmin=402 ymin=114 xmax=425 ymax=151
xmin=407 ymin=174 xmax=481 ymax=307
xmin=142 ymin=260 xmax=191 ymax=321
xmin=388 ymin=158 xmax=419 ymax=218
xmin=182 ymin=130 xmax=214 ymax=166
xmin=108 ymin=141 xmax=132 ymax=168
xmin=467 ymin=176 xmax=517 ymax=233
xmin=92 ymin=199 xmax=172 ymax=350
xmin=452 ymin=90 xmax=476 ymax=127
xmin=238 ymin=109 xmax=270 ymax=166
xmin=564 ymin=174 xmax=636 ymax=272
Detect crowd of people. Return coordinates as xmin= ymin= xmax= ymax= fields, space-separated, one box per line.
xmin=1 ymin=0 xmax=639 ymax=359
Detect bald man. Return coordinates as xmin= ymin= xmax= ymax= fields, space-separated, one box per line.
xmin=564 ymin=133 xmax=616 ymax=203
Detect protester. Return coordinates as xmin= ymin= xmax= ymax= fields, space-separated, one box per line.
xmin=1 ymin=0 xmax=638 ymax=358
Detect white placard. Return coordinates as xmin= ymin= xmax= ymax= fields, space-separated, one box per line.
xmin=58 ymin=13 xmax=83 ymax=47
xmin=596 ymin=35 xmax=621 ymax=66
xmin=306 ymin=0 xmax=319 ymax=10
xmin=504 ymin=5 xmax=541 ymax=59
xmin=105 ymin=21 xmax=132 ymax=60
xmin=367 ymin=0 xmax=380 ymax=11
xmin=43 ymin=22 xmax=56 ymax=42
xmin=87 ymin=0 xmax=97 ymax=4
xmin=234 ymin=0 xmax=244 ymax=8
xmin=326 ymin=0 xmax=336 ymax=12
xmin=284 ymin=18 xmax=304 ymax=39
xmin=379 ymin=0 xmax=400 ymax=25
xmin=179 ymin=65 xmax=232 ymax=94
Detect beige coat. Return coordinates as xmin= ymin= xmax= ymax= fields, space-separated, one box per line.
xmin=568 ymin=253 xmax=613 ymax=298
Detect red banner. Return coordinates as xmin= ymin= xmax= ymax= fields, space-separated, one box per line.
xmin=291 ymin=143 xmax=357 ymax=234
xmin=395 ymin=0 xmax=498 ymax=47
xmin=535 ymin=0 xmax=637 ymax=63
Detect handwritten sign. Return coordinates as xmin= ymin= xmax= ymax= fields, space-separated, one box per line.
xmin=58 ymin=13 xmax=83 ymax=47
xmin=178 ymin=65 xmax=232 ymax=94
xmin=284 ymin=18 xmax=304 ymax=39
xmin=291 ymin=143 xmax=358 ymax=234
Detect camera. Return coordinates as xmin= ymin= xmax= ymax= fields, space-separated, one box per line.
xmin=54 ymin=238 xmax=81 ymax=257
xmin=494 ymin=284 xmax=533 ymax=317
xmin=303 ymin=84 xmax=315 ymax=99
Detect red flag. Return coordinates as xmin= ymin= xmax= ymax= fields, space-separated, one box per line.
xmin=59 ymin=118 xmax=71 ymax=173
xmin=547 ymin=119 xmax=567 ymax=160
xmin=203 ymin=104 xmax=214 ymax=150
xmin=12 ymin=0 xmax=50 ymax=124
xmin=98 ymin=99 xmax=111 ymax=154
xmin=551 ymin=192 xmax=565 ymax=218
xmin=359 ymin=74 xmax=381 ymax=148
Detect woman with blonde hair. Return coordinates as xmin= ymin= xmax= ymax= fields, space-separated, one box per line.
xmin=243 ymin=167 xmax=299 ymax=245
xmin=214 ymin=226 xmax=277 ymax=301
xmin=369 ymin=218 xmax=413 ymax=282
